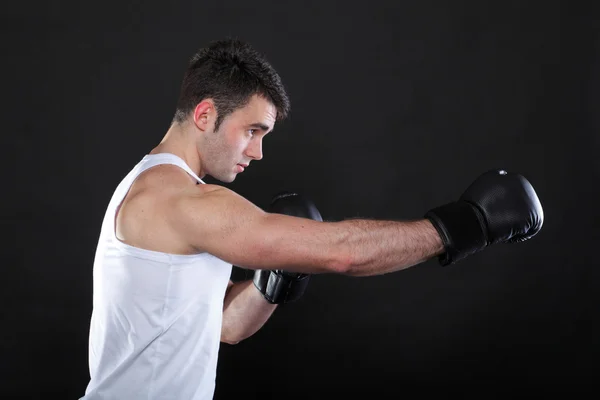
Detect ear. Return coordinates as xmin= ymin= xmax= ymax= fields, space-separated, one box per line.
xmin=192 ymin=99 xmax=215 ymax=132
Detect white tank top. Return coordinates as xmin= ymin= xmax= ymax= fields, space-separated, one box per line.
xmin=81 ymin=153 xmax=232 ymax=400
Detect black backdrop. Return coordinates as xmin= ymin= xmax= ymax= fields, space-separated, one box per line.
xmin=4 ymin=0 xmax=600 ymax=398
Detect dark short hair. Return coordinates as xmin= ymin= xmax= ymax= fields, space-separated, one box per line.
xmin=172 ymin=39 xmax=290 ymax=130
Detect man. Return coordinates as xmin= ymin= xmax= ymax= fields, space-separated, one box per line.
xmin=81 ymin=39 xmax=544 ymax=399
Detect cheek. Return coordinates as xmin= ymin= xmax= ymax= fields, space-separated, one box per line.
xmin=232 ymin=136 xmax=251 ymax=154
xmin=224 ymin=130 xmax=244 ymax=147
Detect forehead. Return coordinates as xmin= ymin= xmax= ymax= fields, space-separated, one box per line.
xmin=228 ymin=95 xmax=277 ymax=125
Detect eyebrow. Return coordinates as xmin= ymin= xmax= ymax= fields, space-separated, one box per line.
xmin=249 ymin=122 xmax=272 ymax=132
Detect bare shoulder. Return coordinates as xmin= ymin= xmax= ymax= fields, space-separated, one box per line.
xmin=132 ymin=163 xmax=199 ymax=193
xmin=116 ymin=164 xmax=222 ymax=254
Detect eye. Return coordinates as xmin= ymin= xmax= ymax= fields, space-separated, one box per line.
xmin=248 ymin=129 xmax=256 ymax=136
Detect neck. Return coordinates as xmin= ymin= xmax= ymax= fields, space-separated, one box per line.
xmin=150 ymin=121 xmax=205 ymax=178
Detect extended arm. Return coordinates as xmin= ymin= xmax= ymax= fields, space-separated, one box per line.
xmin=172 ymin=186 xmax=444 ymax=276
xmin=171 ymin=169 xmax=543 ymax=275
xmin=186 ymin=170 xmax=543 ymax=342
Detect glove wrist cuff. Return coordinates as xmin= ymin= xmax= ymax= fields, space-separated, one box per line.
xmin=425 ymin=201 xmax=488 ymax=266
xmin=253 ymin=270 xmax=310 ymax=304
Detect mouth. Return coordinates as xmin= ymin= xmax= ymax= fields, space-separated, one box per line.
xmin=236 ymin=163 xmax=248 ymax=173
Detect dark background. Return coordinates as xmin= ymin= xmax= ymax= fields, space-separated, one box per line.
xmin=4 ymin=0 xmax=599 ymax=398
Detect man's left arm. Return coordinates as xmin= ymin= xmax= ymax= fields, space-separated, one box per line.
xmin=221 ymin=279 xmax=278 ymax=345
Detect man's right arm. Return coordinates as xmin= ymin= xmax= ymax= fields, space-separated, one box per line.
xmin=169 ymin=185 xmax=445 ymax=276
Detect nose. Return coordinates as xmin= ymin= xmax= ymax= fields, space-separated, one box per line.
xmin=246 ymin=137 xmax=263 ymax=161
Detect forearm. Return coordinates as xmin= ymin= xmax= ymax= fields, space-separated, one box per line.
xmin=335 ymin=218 xmax=445 ymax=276
xmin=221 ymin=280 xmax=277 ymax=344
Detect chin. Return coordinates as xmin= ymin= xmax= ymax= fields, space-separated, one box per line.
xmin=207 ymin=169 xmax=235 ymax=183
xmin=216 ymin=173 xmax=236 ymax=183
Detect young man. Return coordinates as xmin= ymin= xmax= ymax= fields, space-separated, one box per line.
xmin=80 ymin=39 xmax=544 ymax=400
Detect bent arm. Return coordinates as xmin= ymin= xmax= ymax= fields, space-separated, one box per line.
xmin=220 ymin=280 xmax=278 ymax=344
xmin=171 ymin=186 xmax=445 ymax=276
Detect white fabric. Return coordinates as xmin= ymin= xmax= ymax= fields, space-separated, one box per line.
xmin=81 ymin=153 xmax=232 ymax=400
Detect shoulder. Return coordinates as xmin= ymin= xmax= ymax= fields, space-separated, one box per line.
xmin=131 ymin=166 xmax=248 ymax=219
xmin=134 ymin=164 xmax=197 ymax=192
xmin=128 ymin=164 xmax=221 ymax=198
xmin=118 ymin=164 xmax=228 ymax=225
xmin=116 ymin=164 xmax=233 ymax=253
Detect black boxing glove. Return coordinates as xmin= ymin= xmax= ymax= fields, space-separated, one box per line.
xmin=253 ymin=192 xmax=323 ymax=304
xmin=425 ymin=169 xmax=544 ymax=266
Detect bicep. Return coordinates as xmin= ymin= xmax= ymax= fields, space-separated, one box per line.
xmin=169 ymin=187 xmax=340 ymax=274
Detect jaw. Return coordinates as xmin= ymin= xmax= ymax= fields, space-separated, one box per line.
xmin=210 ymin=169 xmax=237 ymax=183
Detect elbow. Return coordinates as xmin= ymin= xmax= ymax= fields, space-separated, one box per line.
xmin=221 ymin=327 xmax=254 ymax=345
xmin=322 ymin=224 xmax=356 ymax=275
xmin=327 ymin=251 xmax=353 ymax=275
xmin=220 ymin=325 xmax=242 ymax=345
xmin=221 ymin=333 xmax=242 ymax=345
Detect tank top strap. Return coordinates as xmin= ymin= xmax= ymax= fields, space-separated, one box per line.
xmin=138 ymin=153 xmax=205 ymax=184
